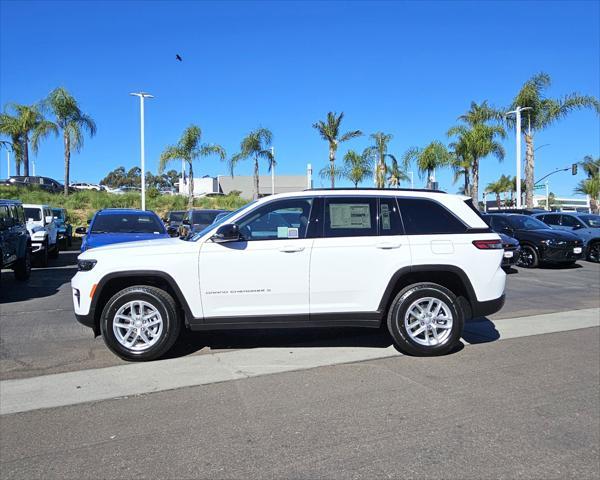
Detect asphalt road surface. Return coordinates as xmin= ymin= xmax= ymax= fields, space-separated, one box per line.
xmin=1 ymin=245 xmax=599 ymax=380
xmin=1 ymin=328 xmax=598 ymax=479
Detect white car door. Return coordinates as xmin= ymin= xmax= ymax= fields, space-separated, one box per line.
xmin=199 ymin=197 xmax=314 ymax=321
xmin=310 ymin=196 xmax=412 ymax=316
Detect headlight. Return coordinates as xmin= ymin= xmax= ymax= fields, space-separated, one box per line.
xmin=78 ymin=259 xmax=97 ymax=271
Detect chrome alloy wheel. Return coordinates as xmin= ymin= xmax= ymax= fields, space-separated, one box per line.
xmin=112 ymin=300 xmax=164 ymax=351
xmin=404 ymin=297 xmax=453 ymax=347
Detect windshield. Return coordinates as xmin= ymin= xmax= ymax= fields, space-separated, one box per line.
xmin=168 ymin=212 xmax=184 ymax=222
xmin=579 ymin=214 xmax=600 ymax=228
xmin=91 ymin=213 xmax=165 ymax=234
xmin=192 ymin=211 xmax=223 ymax=226
xmin=507 ymin=215 xmax=548 ymax=230
xmin=189 ymin=202 xmax=256 ymax=241
xmin=52 ymin=209 xmax=65 ymax=220
xmin=24 ymin=208 xmax=42 ymax=221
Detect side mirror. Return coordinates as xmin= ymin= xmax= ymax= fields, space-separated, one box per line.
xmin=45 ymin=215 xmax=54 ymax=225
xmin=183 ymin=219 xmax=191 ymax=226
xmin=573 ymin=224 xmax=584 ymax=230
xmin=211 ymin=223 xmax=241 ymax=243
xmin=75 ymin=226 xmax=87 ymax=235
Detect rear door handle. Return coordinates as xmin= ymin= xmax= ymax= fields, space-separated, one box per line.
xmin=376 ymin=242 xmax=401 ymax=249
xmin=279 ymin=245 xmax=305 ymax=253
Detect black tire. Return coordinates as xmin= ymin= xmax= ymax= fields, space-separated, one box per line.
xmin=100 ymin=285 xmax=181 ymax=361
xmin=67 ymin=235 xmax=73 ymax=248
xmin=387 ymin=282 xmax=464 ymax=356
xmin=587 ymin=242 xmax=600 ymax=263
xmin=48 ymin=241 xmax=59 ymax=259
xmin=517 ymin=245 xmax=539 ymax=268
xmin=34 ymin=243 xmax=49 ymax=268
xmin=13 ymin=248 xmax=31 ymax=281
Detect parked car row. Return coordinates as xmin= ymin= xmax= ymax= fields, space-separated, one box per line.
xmin=481 ymin=212 xmax=598 ymax=268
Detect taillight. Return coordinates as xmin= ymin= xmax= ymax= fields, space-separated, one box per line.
xmin=472 ymin=239 xmax=503 ymax=250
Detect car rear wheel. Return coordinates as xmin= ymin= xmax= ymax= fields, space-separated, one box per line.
xmin=387 ymin=283 xmax=464 ymax=356
xmin=100 ymin=285 xmax=181 ymax=361
xmin=13 ymin=248 xmax=31 ymax=281
xmin=587 ymin=242 xmax=600 ymax=263
xmin=517 ymin=245 xmax=538 ymax=268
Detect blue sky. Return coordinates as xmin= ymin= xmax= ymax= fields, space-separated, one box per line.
xmin=1 ymin=0 xmax=598 ymax=197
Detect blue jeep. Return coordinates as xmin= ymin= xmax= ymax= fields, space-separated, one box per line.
xmin=0 ymin=199 xmax=32 ymax=283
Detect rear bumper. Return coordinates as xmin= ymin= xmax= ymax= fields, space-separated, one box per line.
xmin=472 ymin=294 xmax=505 ymax=319
xmin=501 ymin=247 xmax=520 ymax=267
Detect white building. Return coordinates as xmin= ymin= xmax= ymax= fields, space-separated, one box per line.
xmin=178 ymin=174 xmax=310 ymax=199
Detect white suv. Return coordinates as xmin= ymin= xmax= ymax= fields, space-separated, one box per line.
xmin=23 ymin=204 xmax=59 ymax=266
xmin=72 ymin=189 xmax=506 ymax=361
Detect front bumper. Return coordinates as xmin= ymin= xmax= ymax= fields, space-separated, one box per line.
xmin=30 ymin=241 xmax=46 ymax=254
xmin=540 ymin=243 xmax=584 ymax=263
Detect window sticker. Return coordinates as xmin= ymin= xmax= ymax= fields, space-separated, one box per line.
xmin=288 ymin=227 xmax=299 ymax=238
xmin=381 ymin=204 xmax=391 ymax=230
xmin=277 ymin=226 xmax=289 ymax=238
xmin=329 ymin=204 xmax=371 ymax=229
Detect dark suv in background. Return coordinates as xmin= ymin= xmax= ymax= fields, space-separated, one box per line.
xmin=482 ymin=213 xmax=583 ymax=268
xmin=179 ymin=209 xmax=230 ymax=238
xmin=0 ymin=199 xmax=31 ymax=283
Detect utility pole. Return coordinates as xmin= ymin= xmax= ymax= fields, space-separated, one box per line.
xmin=545 ymin=181 xmax=549 ymax=211
xmin=270 ymin=146 xmax=275 ymax=195
xmin=505 ymin=106 xmax=532 ymax=209
xmin=307 ymin=163 xmax=313 ymax=189
xmin=130 ymin=92 xmax=154 ymax=210
xmin=408 ymin=171 xmax=414 ymax=189
xmin=6 ymin=148 xmax=9 ymax=178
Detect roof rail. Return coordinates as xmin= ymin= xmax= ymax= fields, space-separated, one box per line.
xmin=304 ymin=187 xmax=446 ymax=194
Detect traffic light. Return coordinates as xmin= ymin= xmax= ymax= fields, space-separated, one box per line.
xmin=572 ymin=163 xmax=578 ymax=175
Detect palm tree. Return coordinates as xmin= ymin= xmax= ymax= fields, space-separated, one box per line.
xmin=505 ymin=73 xmax=600 ymax=208
xmin=45 ymin=88 xmax=96 ymax=194
xmin=402 ymin=141 xmax=453 ymax=189
xmin=447 ymin=123 xmax=505 ymax=207
xmin=229 ymin=128 xmax=273 ymax=200
xmin=486 ymin=179 xmax=504 ymax=209
xmin=343 ymin=150 xmax=372 ymax=188
xmin=0 ymin=104 xmax=56 ymax=176
xmin=363 ymin=132 xmax=399 ymax=188
xmin=312 ymin=112 xmax=362 ymax=188
xmin=580 ymin=155 xmax=599 ymax=179
xmin=448 ymin=102 xmax=506 ymax=207
xmin=159 ymin=125 xmax=226 ymax=207
xmin=449 ymin=137 xmax=472 ymax=196
xmin=387 ymin=156 xmax=408 ymax=188
xmin=575 ymin=176 xmax=599 ymax=214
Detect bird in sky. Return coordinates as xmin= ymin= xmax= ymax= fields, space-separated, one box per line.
xmin=175 ymin=54 xmax=182 ymax=62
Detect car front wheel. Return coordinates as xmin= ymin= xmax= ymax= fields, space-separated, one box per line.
xmin=100 ymin=285 xmax=181 ymax=361
xmin=588 ymin=242 xmax=600 ymax=263
xmin=387 ymin=283 xmax=464 ymax=356
xmin=517 ymin=245 xmax=538 ymax=268
xmin=13 ymin=248 xmax=31 ymax=281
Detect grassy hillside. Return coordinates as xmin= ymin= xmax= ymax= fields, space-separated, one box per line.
xmin=0 ymin=186 xmax=249 ymax=226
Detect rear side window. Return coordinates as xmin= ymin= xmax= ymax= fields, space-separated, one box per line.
xmin=0 ymin=205 xmax=9 ymax=228
xmin=398 ymin=198 xmax=467 ymax=235
xmin=324 ymin=197 xmax=378 ymax=237
xmin=543 ymin=214 xmax=561 ymax=226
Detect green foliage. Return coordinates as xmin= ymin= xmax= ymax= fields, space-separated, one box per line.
xmin=402 ymin=141 xmax=454 ymax=187
xmin=0 ymin=186 xmax=247 ymax=226
xmin=229 ymin=128 xmax=274 ymax=199
xmin=363 ymin=132 xmax=402 ymax=188
xmin=342 ymin=150 xmax=372 ymax=187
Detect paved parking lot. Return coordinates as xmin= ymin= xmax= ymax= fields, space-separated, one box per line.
xmin=1 ymin=244 xmax=599 ymax=380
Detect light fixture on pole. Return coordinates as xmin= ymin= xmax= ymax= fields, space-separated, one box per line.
xmin=505 ymin=106 xmax=531 ymax=209
xmin=270 ymin=146 xmax=275 ymax=195
xmin=130 ymin=92 xmax=154 ymax=210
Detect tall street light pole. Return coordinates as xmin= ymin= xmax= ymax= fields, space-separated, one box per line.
xmin=130 ymin=92 xmax=154 ymax=210
xmin=270 ymin=146 xmax=275 ymax=195
xmin=505 ymin=106 xmax=531 ymax=209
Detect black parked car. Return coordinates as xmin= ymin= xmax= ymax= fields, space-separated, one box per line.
xmin=179 ymin=209 xmax=230 ymax=238
xmin=162 ymin=210 xmax=186 ymax=237
xmin=499 ymin=232 xmax=520 ymax=267
xmin=482 ymin=214 xmax=584 ymax=268
xmin=5 ymin=176 xmax=72 ymax=193
xmin=0 ymin=199 xmax=31 ymax=283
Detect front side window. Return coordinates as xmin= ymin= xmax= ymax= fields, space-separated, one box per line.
xmin=579 ymin=215 xmax=600 ymax=228
xmin=192 ymin=211 xmax=221 ymax=227
xmin=91 ymin=214 xmax=165 ymax=234
xmin=238 ymin=198 xmax=313 ymax=241
xmin=324 ymin=197 xmax=377 ymax=238
xmin=560 ymin=215 xmax=579 ymax=227
xmin=542 ymin=214 xmax=561 ymax=225
xmin=398 ymin=198 xmax=467 ymax=235
xmin=24 ymin=208 xmax=42 ymax=221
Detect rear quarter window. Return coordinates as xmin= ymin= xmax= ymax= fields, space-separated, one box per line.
xmin=398 ymin=198 xmax=467 ymax=235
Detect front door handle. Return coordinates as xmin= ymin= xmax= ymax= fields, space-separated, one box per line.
xmin=376 ymin=242 xmax=401 ymax=249
xmin=279 ymin=245 xmax=305 ymax=253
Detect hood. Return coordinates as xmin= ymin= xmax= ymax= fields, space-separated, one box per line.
xmin=80 ymin=236 xmax=195 ymax=260
xmin=514 ymin=228 xmax=581 ymax=242
xmin=84 ymin=232 xmax=170 ymax=251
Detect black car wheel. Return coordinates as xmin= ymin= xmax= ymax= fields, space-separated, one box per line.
xmin=587 ymin=242 xmax=600 ymax=263
xmin=34 ymin=242 xmax=49 ymax=268
xmin=48 ymin=242 xmax=59 ymax=259
xmin=13 ymin=248 xmax=31 ymax=281
xmin=517 ymin=245 xmax=539 ymax=268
